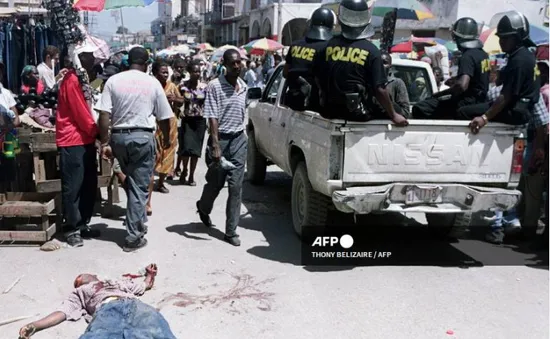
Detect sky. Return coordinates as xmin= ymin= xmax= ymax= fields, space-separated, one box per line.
xmin=89 ymin=4 xmax=159 ymax=39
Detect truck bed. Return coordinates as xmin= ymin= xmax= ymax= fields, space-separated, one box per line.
xmin=340 ymin=119 xmax=522 ymax=184
xmin=292 ymin=111 xmax=523 ymax=185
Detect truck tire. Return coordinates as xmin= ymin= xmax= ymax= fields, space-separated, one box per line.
xmin=291 ymin=162 xmax=331 ymax=237
xmin=246 ymin=131 xmax=267 ymax=185
xmin=425 ymin=213 xmax=472 ymax=238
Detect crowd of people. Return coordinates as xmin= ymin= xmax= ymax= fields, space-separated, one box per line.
xmin=0 ymin=1 xmax=548 ymax=251
xmin=0 ymin=1 xmax=547 ymax=338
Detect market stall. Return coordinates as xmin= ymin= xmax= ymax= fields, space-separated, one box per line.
xmin=0 ymin=1 xmax=119 ymax=245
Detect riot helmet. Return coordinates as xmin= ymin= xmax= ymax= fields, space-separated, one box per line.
xmin=496 ymin=11 xmax=536 ymax=48
xmin=306 ymin=8 xmax=335 ymax=41
xmin=451 ymin=17 xmax=483 ymax=50
xmin=338 ymin=0 xmax=374 ymax=40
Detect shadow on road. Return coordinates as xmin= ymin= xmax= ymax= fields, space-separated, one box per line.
xmin=239 ymin=170 xmax=548 ymax=271
xmin=166 ymin=223 xmax=225 ymax=241
xmin=88 ymin=223 xmax=127 ymax=248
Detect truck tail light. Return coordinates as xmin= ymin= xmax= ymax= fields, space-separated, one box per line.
xmin=510 ymin=138 xmax=525 ymax=182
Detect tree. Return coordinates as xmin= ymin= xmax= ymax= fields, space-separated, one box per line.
xmin=116 ymin=26 xmax=129 ymax=34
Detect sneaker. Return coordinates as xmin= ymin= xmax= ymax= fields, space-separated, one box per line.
xmin=224 ymin=235 xmax=241 ymax=247
xmin=67 ymin=234 xmax=84 ymax=247
xmin=123 ymin=238 xmax=148 ymax=252
xmin=485 ymin=230 xmax=504 ymax=245
xmin=196 ymin=201 xmax=213 ymax=227
xmin=81 ymin=227 xmax=101 ymax=239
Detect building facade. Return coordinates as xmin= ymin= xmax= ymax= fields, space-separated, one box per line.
xmin=202 ymin=0 xmax=321 ymax=46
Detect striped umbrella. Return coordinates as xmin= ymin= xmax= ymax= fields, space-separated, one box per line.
xmin=242 ymin=38 xmax=284 ymax=53
xmin=73 ymin=0 xmax=161 ymax=12
xmin=480 ymin=25 xmax=549 ymax=54
xmin=372 ymin=0 xmax=434 ymax=21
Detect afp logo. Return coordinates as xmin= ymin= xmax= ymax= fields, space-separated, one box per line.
xmin=312 ymin=234 xmax=354 ymax=249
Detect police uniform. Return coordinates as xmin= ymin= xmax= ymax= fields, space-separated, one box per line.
xmin=284 ymin=7 xmax=334 ymax=112
xmin=458 ymin=12 xmax=540 ymax=126
xmin=458 ymin=47 xmax=540 ymax=125
xmin=313 ymin=35 xmax=388 ymax=120
xmin=285 ymin=38 xmax=327 ymax=111
xmin=413 ymin=45 xmax=490 ymax=119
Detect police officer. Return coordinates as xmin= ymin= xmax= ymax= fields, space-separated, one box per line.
xmin=412 ymin=17 xmax=490 ymax=120
xmin=312 ymin=0 xmax=408 ymax=125
xmin=284 ymin=7 xmax=334 ymax=111
xmin=469 ymin=11 xmax=543 ymax=132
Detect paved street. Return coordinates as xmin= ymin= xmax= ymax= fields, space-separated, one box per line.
xmin=0 ymin=164 xmax=548 ymax=339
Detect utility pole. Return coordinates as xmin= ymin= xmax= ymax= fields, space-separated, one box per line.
xmin=277 ymin=0 xmax=282 ymax=42
xmin=120 ymin=8 xmax=128 ymax=47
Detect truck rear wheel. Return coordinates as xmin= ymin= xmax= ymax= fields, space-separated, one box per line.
xmin=425 ymin=213 xmax=472 ymax=238
xmin=291 ymin=162 xmax=330 ymax=237
xmin=246 ymin=131 xmax=267 ymax=185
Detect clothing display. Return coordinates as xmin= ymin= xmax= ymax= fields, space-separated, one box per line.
xmin=1 ymin=19 xmax=57 ymax=92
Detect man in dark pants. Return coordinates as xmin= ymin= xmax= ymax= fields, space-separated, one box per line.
xmin=412 ymin=17 xmax=490 ymax=120
xmin=196 ymin=49 xmax=248 ymax=247
xmin=56 ymin=50 xmax=100 ymax=247
xmin=97 ymin=47 xmax=173 ymax=252
xmin=283 ymin=7 xmax=334 ymax=112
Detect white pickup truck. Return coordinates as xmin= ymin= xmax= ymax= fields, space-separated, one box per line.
xmin=246 ymin=58 xmax=524 ymax=237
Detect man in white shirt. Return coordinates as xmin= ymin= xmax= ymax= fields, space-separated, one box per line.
xmin=96 ymin=47 xmax=173 ymax=252
xmin=37 ymin=46 xmax=67 ymax=89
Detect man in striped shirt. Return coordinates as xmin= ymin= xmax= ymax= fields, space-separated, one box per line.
xmin=196 ymin=49 xmax=248 ymax=247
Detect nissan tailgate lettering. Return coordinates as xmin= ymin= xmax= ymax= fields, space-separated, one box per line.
xmin=367 ymin=143 xmax=487 ymax=167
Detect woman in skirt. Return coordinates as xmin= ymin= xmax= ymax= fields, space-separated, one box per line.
xmin=178 ymin=60 xmax=207 ymax=186
xmin=151 ymin=60 xmax=181 ymax=193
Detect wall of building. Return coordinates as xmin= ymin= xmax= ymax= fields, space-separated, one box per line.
xmin=457 ymin=0 xmax=547 ymax=27
xmin=0 ymin=0 xmax=40 ymax=7
xmin=248 ymin=3 xmax=319 ymax=41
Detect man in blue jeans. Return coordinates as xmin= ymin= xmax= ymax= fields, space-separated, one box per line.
xmin=18 ymin=264 xmax=176 ymax=339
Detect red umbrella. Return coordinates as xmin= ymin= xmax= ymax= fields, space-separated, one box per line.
xmin=390 ymin=41 xmax=413 ymax=53
xmin=536 ymin=44 xmax=549 ymax=60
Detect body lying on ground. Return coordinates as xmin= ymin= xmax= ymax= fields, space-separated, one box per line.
xmin=18 ymin=264 xmax=177 ymax=339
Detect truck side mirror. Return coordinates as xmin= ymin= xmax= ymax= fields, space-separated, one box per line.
xmin=247 ymin=87 xmax=262 ymax=101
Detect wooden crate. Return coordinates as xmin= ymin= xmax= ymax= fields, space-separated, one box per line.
xmin=21 ymin=133 xmax=120 ymax=208
xmin=0 ymin=192 xmax=60 ymax=244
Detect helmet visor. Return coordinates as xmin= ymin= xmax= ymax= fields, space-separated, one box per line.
xmin=338 ymin=5 xmax=371 ymax=28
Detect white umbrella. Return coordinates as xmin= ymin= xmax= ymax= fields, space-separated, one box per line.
xmin=210 ymin=45 xmax=248 ymax=63
xmin=170 ymin=44 xmax=191 ymax=55
xmin=157 ymin=49 xmax=179 ymax=57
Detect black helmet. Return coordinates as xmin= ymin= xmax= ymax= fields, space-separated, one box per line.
xmin=338 ymin=0 xmax=373 ymax=40
xmin=496 ymin=11 xmax=536 ymax=47
xmin=452 ymin=17 xmax=483 ymax=49
xmin=306 ymin=8 xmax=335 ymax=41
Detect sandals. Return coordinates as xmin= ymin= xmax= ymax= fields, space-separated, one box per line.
xmin=40 ymin=239 xmax=63 ymax=251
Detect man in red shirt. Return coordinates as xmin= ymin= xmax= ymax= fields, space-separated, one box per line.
xmin=56 ymin=50 xmax=100 ymax=247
